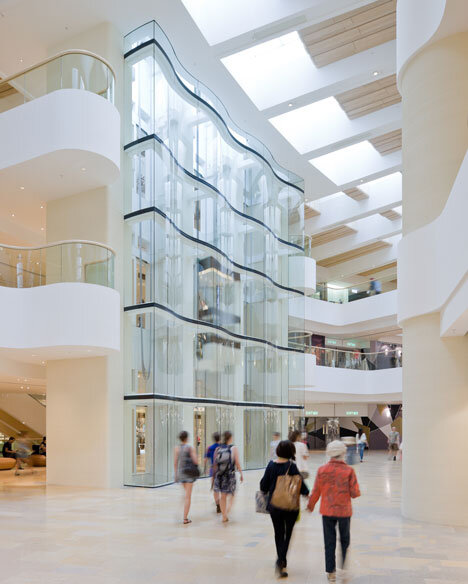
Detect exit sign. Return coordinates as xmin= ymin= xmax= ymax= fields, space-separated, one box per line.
xmin=346 ymin=411 xmax=359 ymax=416
xmin=306 ymin=410 xmax=319 ymax=416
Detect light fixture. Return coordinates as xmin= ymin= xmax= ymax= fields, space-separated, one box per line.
xmin=81 ymin=167 xmax=86 ymax=172
xmin=40 ymin=205 xmax=44 ymax=209
xmin=41 ymin=227 xmax=44 ymax=231
xmin=19 ymin=58 xmax=23 ymax=63
xmin=288 ymin=103 xmax=293 ymax=107
xmin=19 ymin=186 xmax=24 ymax=190
xmin=20 ymin=386 xmax=23 ymax=389
xmin=11 ymin=213 xmax=15 ymax=217
xmin=373 ymin=71 xmax=379 ymax=76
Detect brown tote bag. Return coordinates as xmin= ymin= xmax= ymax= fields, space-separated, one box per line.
xmin=270 ymin=463 xmax=302 ymax=511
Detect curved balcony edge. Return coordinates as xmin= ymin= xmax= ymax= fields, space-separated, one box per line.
xmin=0 ymin=89 xmax=120 ymax=201
xmin=0 ymin=239 xmax=115 ymax=289
xmin=0 ymin=282 xmax=120 ymax=359
xmin=289 ymin=365 xmax=402 ymax=404
xmin=289 ymin=291 xmax=398 ymax=336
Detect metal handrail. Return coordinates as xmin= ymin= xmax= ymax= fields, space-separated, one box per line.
xmin=0 ymin=239 xmax=115 ymax=255
xmin=0 ymin=49 xmax=115 ymax=89
xmin=289 ymin=343 xmax=402 ymax=356
xmin=317 ymin=273 xmax=398 ymax=291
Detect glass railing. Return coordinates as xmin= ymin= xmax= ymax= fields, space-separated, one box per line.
xmin=313 ymin=274 xmax=398 ymax=303
xmin=298 ymin=345 xmax=402 ymax=370
xmin=0 ymin=241 xmax=115 ymax=288
xmin=0 ymin=50 xmax=115 ymax=114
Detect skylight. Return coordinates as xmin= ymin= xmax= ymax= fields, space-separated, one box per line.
xmin=221 ymin=32 xmax=315 ymax=110
xmin=309 ymin=141 xmax=401 ymax=185
xmin=269 ymin=97 xmax=349 ymax=154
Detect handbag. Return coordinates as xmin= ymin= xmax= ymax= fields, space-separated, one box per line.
xmin=185 ymin=461 xmax=201 ymax=478
xmin=255 ymin=490 xmax=269 ymax=514
xmin=270 ymin=463 xmax=302 ymax=511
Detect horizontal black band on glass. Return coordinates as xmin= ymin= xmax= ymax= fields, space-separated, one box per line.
xmin=124 ymin=37 xmax=304 ymax=196
xmin=124 ymin=133 xmax=304 ymax=253
xmin=124 ymin=301 xmax=305 ymax=355
xmin=125 ymin=205 xmax=304 ymax=297
xmin=124 ymin=393 xmax=304 ymax=410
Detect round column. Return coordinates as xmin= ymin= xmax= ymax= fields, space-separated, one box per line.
xmin=400 ymin=32 xmax=468 ymax=526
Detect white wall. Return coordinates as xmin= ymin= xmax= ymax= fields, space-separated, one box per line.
xmin=398 ymin=150 xmax=468 ymax=336
xmin=0 ymin=89 xmax=120 ymax=202
xmin=0 ymin=283 xmax=120 ymax=358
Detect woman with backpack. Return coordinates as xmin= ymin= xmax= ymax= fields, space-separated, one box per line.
xmin=212 ymin=431 xmax=243 ymax=523
xmin=259 ymin=440 xmax=310 ymax=578
xmin=174 ymin=431 xmax=199 ymax=525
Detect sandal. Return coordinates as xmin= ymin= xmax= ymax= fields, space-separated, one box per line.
xmin=183 ymin=519 xmax=192 ymax=525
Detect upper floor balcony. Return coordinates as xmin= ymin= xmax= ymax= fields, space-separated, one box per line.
xmin=0 ymin=240 xmax=120 ymax=361
xmin=0 ymin=51 xmax=120 ymax=209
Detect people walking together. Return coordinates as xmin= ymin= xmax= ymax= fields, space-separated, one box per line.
xmin=212 ymin=431 xmax=243 ymax=523
xmin=260 ymin=440 xmax=310 ymax=578
xmin=308 ymin=440 xmax=361 ymax=583
xmin=174 ymin=431 xmax=199 ymax=525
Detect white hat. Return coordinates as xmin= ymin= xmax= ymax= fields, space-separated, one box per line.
xmin=326 ymin=440 xmax=347 ymax=459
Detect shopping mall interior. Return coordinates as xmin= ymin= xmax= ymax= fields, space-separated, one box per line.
xmin=0 ymin=0 xmax=467 ymax=582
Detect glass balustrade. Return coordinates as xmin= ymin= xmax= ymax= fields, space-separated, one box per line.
xmin=313 ymin=273 xmax=398 ymax=303
xmin=0 ymin=241 xmax=115 ymax=289
xmin=289 ymin=344 xmax=402 ymax=370
xmin=0 ymin=51 xmax=115 ymax=114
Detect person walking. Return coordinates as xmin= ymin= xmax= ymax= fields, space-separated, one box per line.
xmin=356 ymin=429 xmax=367 ymax=462
xmin=14 ymin=431 xmax=31 ymax=475
xmin=308 ymin=440 xmax=361 ymax=583
xmin=289 ymin=430 xmax=309 ymax=478
xmin=174 ymin=431 xmax=199 ymax=525
xmin=388 ymin=426 xmax=400 ymax=461
xmin=212 ymin=431 xmax=243 ymax=523
xmin=269 ymin=431 xmax=281 ymax=460
xmin=260 ymin=440 xmax=310 ymax=578
xmin=204 ymin=431 xmax=221 ymax=513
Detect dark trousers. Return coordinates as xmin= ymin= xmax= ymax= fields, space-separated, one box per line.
xmin=322 ymin=516 xmax=351 ymax=574
xmin=269 ymin=508 xmax=298 ymax=567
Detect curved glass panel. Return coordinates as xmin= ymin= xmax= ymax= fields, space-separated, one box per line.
xmin=124 ymin=23 xmax=304 ymax=245
xmin=0 ymin=242 xmax=114 ymax=288
xmin=123 ymin=23 xmax=305 ymax=487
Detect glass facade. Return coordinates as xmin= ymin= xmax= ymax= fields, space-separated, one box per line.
xmin=123 ymin=22 xmax=305 ymax=486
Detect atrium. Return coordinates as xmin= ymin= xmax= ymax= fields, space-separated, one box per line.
xmin=0 ymin=0 xmax=467 ymax=582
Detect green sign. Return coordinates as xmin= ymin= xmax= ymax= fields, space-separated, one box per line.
xmin=346 ymin=411 xmax=359 ymax=416
xmin=305 ymin=410 xmax=319 ymax=416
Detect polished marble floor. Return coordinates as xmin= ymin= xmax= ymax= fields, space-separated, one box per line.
xmin=1 ymin=452 xmax=468 ymax=583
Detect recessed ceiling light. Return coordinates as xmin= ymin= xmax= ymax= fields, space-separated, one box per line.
xmin=40 ymin=205 xmax=44 ymax=209
xmin=40 ymin=227 xmax=45 ymax=231
xmin=373 ymin=71 xmax=379 ymax=76
xmin=288 ymin=103 xmax=293 ymax=107
xmin=19 ymin=186 xmax=24 ymax=190
xmin=19 ymin=58 xmax=23 ymax=63
xmin=81 ymin=167 xmax=86 ymax=172
xmin=11 ymin=213 xmax=15 ymax=217
xmin=20 ymin=386 xmax=23 ymax=389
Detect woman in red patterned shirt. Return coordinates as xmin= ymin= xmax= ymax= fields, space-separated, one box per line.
xmin=307 ymin=440 xmax=361 ymax=582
